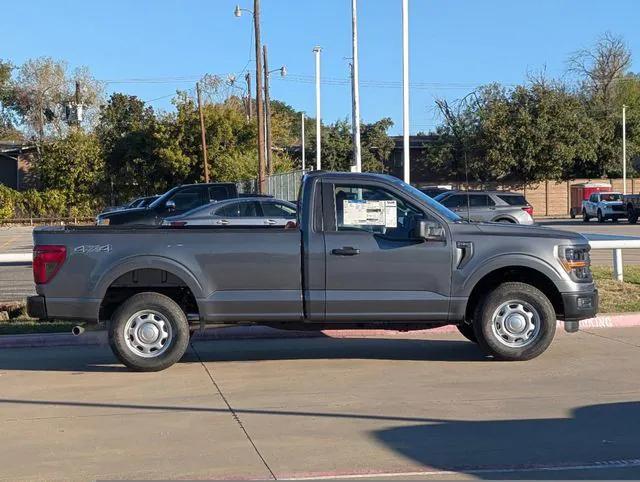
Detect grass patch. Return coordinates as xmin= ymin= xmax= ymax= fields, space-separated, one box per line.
xmin=0 ymin=320 xmax=76 ymax=335
xmin=593 ymin=266 xmax=640 ymax=313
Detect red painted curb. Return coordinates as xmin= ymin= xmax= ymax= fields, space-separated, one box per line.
xmin=0 ymin=314 xmax=638 ymax=349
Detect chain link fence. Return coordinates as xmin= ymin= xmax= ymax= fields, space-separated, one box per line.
xmin=236 ymin=170 xmax=308 ymax=201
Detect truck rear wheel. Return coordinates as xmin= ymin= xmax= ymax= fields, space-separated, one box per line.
xmin=473 ymin=282 xmax=556 ymax=361
xmin=582 ymin=209 xmax=590 ymax=222
xmin=108 ymin=292 xmax=190 ymax=372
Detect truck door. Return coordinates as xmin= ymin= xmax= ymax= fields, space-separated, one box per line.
xmin=322 ymin=180 xmax=452 ymax=322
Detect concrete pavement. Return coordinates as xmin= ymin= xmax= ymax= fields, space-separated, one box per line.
xmin=1 ymin=327 xmax=639 ymax=480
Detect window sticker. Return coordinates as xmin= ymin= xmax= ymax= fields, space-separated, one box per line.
xmin=343 ymin=200 xmax=397 ymax=228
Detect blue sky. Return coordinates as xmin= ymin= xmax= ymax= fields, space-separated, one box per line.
xmin=5 ymin=0 xmax=640 ymax=134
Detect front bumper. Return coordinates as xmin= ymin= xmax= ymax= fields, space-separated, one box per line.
xmin=561 ymin=289 xmax=598 ymax=322
xmin=27 ymin=295 xmax=47 ymax=319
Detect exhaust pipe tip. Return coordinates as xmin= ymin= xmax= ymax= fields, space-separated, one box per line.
xmin=72 ymin=325 xmax=85 ymax=336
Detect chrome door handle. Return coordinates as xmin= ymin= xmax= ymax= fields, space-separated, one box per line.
xmin=217 ymin=219 xmax=230 ymax=225
xmin=265 ymin=219 xmax=278 ymax=225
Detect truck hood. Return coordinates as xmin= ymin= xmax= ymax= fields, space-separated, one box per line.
xmin=473 ymin=222 xmax=587 ymax=243
xmin=97 ymin=207 xmax=157 ymax=225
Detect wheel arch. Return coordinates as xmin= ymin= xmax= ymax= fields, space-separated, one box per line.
xmin=95 ymin=256 xmax=204 ymax=322
xmin=463 ymin=265 xmax=564 ymax=323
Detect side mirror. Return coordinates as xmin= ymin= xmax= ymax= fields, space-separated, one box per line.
xmin=417 ymin=218 xmax=445 ymax=241
xmin=165 ymin=200 xmax=176 ymax=211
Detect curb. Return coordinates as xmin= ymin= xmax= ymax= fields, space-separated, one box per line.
xmin=0 ymin=313 xmax=639 ymax=349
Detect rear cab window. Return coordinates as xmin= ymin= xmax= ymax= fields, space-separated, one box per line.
xmin=497 ymin=194 xmax=528 ymax=206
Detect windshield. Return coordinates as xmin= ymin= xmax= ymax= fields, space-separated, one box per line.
xmin=601 ymin=193 xmax=622 ymax=202
xmin=388 ymin=178 xmax=462 ymax=222
xmin=149 ymin=187 xmax=180 ymax=209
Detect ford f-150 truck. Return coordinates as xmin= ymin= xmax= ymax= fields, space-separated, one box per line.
xmin=28 ymin=172 xmax=598 ymax=371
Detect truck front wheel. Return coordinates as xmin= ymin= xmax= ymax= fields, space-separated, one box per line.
xmin=108 ymin=292 xmax=190 ymax=372
xmin=473 ymin=282 xmax=556 ymax=361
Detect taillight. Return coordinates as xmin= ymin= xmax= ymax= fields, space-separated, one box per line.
xmin=522 ymin=206 xmax=534 ymax=217
xmin=33 ymin=245 xmax=66 ymax=284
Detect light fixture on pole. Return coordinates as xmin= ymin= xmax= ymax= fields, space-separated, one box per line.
xmin=234 ymin=1 xmax=266 ymax=193
xmin=351 ymin=0 xmax=362 ymax=173
xmin=313 ymin=46 xmax=322 ymax=171
xmin=401 ymin=0 xmax=410 ymax=184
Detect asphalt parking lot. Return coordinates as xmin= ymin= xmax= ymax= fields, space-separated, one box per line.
xmin=0 ymin=327 xmax=639 ymax=480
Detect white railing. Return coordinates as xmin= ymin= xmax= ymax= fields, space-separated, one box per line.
xmin=582 ymin=234 xmax=640 ymax=282
xmin=0 ymin=234 xmax=639 ymax=281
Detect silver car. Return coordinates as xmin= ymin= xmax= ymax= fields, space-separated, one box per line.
xmin=163 ymin=197 xmax=297 ymax=227
xmin=434 ymin=191 xmax=534 ymax=224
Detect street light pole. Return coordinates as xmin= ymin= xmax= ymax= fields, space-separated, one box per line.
xmin=313 ymin=46 xmax=322 ymax=170
xmin=196 ymin=82 xmax=210 ymax=183
xmin=351 ymin=0 xmax=362 ymax=172
xmin=402 ymin=0 xmax=410 ymax=184
xmin=623 ymin=104 xmax=627 ymax=195
xmin=263 ymin=45 xmax=274 ymax=175
xmin=301 ymin=112 xmax=306 ymax=171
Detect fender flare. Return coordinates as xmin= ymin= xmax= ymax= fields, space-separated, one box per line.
xmin=460 ymin=253 xmax=565 ymax=297
xmin=94 ymin=255 xmax=205 ymax=302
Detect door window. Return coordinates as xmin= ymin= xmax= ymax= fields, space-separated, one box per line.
xmin=261 ymin=202 xmax=296 ymax=218
xmin=333 ymin=184 xmax=442 ymax=240
xmin=467 ymin=194 xmax=493 ymax=207
xmin=209 ymin=185 xmax=232 ymax=202
xmin=215 ymin=201 xmax=259 ymax=217
xmin=168 ymin=188 xmax=203 ymax=211
xmin=441 ymin=195 xmax=465 ymax=208
xmin=589 ymin=194 xmax=598 ymax=202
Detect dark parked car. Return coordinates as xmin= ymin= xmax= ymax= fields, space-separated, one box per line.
xmin=434 ymin=191 xmax=534 ymax=224
xmin=96 ymin=183 xmax=238 ymax=226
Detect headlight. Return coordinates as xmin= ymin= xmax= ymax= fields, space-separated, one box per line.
xmin=96 ymin=217 xmax=110 ymax=226
xmin=558 ymin=245 xmax=591 ymax=281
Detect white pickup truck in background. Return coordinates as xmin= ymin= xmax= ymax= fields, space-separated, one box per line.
xmin=582 ymin=191 xmax=626 ymax=223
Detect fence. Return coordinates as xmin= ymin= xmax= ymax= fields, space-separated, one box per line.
xmin=237 ymin=170 xmax=308 ymax=202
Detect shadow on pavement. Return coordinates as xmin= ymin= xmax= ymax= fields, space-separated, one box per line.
xmin=373 ymin=401 xmax=640 ymax=479
xmin=0 ymin=337 xmax=486 ymax=372
xmin=0 ymin=395 xmax=637 ymax=478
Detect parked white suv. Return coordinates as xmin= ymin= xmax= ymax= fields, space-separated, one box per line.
xmin=582 ymin=192 xmax=625 ymax=223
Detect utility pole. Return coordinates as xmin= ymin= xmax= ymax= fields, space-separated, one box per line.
xmin=623 ymin=105 xmax=627 ymax=194
xmin=313 ymin=46 xmax=322 ymax=170
xmin=245 ymin=73 xmax=252 ymax=119
xmin=402 ymin=0 xmax=410 ymax=184
xmin=301 ymin=112 xmax=306 ymax=171
xmin=351 ymin=0 xmax=362 ymax=172
xmin=263 ymin=45 xmax=274 ymax=175
xmin=254 ymin=0 xmax=266 ymax=192
xmin=196 ymin=82 xmax=210 ymax=183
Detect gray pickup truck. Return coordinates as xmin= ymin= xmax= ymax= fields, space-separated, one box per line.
xmin=28 ymin=172 xmax=598 ymax=371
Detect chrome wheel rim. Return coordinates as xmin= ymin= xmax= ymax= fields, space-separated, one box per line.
xmin=123 ymin=310 xmax=172 ymax=358
xmin=491 ymin=300 xmax=541 ymax=348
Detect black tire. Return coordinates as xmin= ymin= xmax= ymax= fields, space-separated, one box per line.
xmin=108 ymin=292 xmax=190 ymax=372
xmin=570 ymin=208 xmax=576 ymax=219
xmin=472 ymin=282 xmax=556 ymax=361
xmin=597 ymin=209 xmax=605 ymax=223
xmin=457 ymin=322 xmax=478 ymax=343
xmin=582 ymin=209 xmax=590 ymax=222
xmin=628 ymin=206 xmax=638 ymax=224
